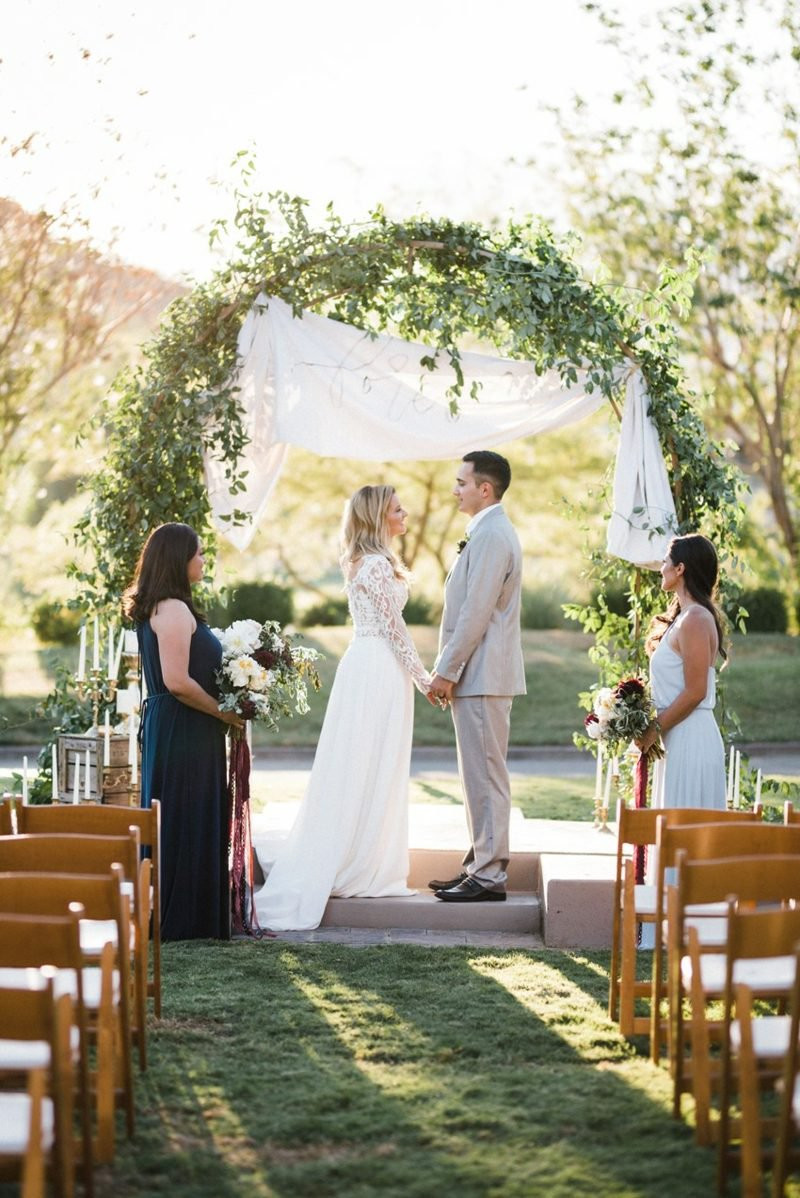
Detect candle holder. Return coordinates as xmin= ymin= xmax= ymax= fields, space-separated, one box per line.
xmin=76 ymin=668 xmax=118 ymax=737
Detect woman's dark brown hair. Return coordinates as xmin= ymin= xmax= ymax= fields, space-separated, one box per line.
xmin=646 ymin=533 xmax=727 ymax=663
xmin=122 ymin=523 xmax=206 ymax=624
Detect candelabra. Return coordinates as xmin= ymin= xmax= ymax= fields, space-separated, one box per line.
xmin=76 ymin=669 xmax=118 ymax=737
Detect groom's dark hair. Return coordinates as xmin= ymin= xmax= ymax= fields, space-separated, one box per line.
xmin=463 ymin=450 xmax=511 ymax=499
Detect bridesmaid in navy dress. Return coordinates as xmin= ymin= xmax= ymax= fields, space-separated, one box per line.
xmin=122 ymin=523 xmax=243 ymax=940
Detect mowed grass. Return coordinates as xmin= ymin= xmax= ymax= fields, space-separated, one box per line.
xmin=0 ymin=628 xmax=797 ymax=746
xmin=91 ymin=941 xmax=734 ymax=1198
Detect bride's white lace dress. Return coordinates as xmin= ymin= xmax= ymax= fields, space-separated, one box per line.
xmin=255 ymin=554 xmax=430 ymax=931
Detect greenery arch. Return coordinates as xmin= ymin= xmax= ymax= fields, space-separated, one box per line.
xmin=74 ymin=183 xmax=744 ymax=693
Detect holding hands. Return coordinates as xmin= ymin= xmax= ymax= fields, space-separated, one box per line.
xmin=426 ymin=672 xmax=454 ymax=709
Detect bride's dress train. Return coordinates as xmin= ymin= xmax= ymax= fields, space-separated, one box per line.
xmin=255 ymin=554 xmax=430 ymax=931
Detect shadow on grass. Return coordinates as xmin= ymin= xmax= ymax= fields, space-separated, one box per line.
xmin=99 ymin=942 xmax=717 ymax=1198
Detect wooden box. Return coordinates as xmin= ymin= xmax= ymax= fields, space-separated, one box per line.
xmin=56 ymin=733 xmax=140 ymax=806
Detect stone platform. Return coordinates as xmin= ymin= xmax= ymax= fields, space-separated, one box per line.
xmin=251 ymin=800 xmax=619 ymax=949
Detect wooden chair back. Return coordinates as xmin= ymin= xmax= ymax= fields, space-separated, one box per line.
xmin=0 ymin=969 xmax=77 ymax=1198
xmin=16 ymin=803 xmax=162 ymax=1016
xmin=773 ymin=943 xmax=800 ymax=1198
xmin=0 ymin=796 xmax=16 ymax=836
xmin=784 ymin=801 xmax=800 ymax=825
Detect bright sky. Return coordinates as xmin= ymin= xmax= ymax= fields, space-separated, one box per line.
xmin=0 ymin=0 xmax=773 ymax=280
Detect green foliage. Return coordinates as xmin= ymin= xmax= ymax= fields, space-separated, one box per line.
xmin=735 ymin=586 xmax=789 ymax=634
xmin=403 ymin=593 xmax=434 ymax=624
xmin=520 ymin=586 xmax=571 ymax=629
xmin=300 ymin=596 xmax=349 ymax=627
xmin=208 ymin=580 xmax=294 ymax=627
xmin=70 ymin=182 xmax=743 ymax=716
xmin=30 ymin=600 xmax=83 ymax=646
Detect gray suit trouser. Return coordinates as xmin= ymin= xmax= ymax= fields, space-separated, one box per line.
xmin=451 ymin=695 xmax=513 ymax=889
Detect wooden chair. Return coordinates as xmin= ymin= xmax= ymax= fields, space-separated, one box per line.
xmin=652 ymin=818 xmax=800 ymax=1065
xmin=610 ymin=803 xmax=761 ymax=1038
xmin=784 ymin=801 xmax=800 ymax=825
xmin=669 ymin=855 xmax=800 ymax=1143
xmin=0 ymin=832 xmax=148 ymax=1072
xmin=0 ymin=868 xmax=135 ymax=1161
xmin=772 ymin=943 xmax=800 ymax=1198
xmin=0 ymin=1066 xmax=51 ymax=1198
xmin=0 ymin=911 xmax=94 ymax=1193
xmin=17 ymin=800 xmax=162 ymax=1017
xmin=0 ymin=795 xmax=16 ymax=836
xmin=0 ymin=973 xmax=76 ymax=1198
xmin=717 ymin=901 xmax=800 ymax=1194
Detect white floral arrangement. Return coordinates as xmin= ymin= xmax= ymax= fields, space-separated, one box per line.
xmin=212 ymin=618 xmax=322 ymax=731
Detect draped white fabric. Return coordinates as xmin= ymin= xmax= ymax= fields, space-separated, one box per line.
xmin=204 ymin=294 xmax=676 ymax=566
xmin=607 ymin=370 xmax=678 ymax=568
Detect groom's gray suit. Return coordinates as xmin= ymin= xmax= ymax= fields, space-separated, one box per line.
xmin=434 ymin=504 xmax=525 ymax=889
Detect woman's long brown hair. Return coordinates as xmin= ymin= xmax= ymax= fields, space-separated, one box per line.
xmin=122 ymin=523 xmax=206 ymax=624
xmin=645 ymin=533 xmax=727 ymax=663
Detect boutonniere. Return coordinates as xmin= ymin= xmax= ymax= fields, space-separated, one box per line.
xmin=457 ymin=534 xmax=470 ymax=554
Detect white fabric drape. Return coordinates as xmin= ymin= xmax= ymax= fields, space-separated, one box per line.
xmin=607 ymin=370 xmax=677 ymax=568
xmin=204 ymin=294 xmax=676 ymax=566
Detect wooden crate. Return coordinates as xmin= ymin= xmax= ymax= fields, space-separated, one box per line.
xmin=56 ymin=733 xmax=140 ymax=806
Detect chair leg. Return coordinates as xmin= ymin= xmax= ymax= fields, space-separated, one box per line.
xmin=619 ymin=867 xmax=638 ymax=1037
xmin=688 ymin=962 xmax=713 ymax=1146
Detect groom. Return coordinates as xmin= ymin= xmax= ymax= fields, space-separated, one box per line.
xmin=427 ymin=450 xmax=525 ymax=902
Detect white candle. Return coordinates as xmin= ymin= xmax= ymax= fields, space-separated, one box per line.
xmin=85 ymin=747 xmax=91 ymax=801
xmin=21 ymin=756 xmax=28 ymax=804
xmin=72 ymin=754 xmax=80 ymax=805
xmin=755 ymin=767 xmax=762 ymax=807
xmin=92 ymin=616 xmax=100 ymax=671
xmin=594 ymin=741 xmax=603 ymax=800
xmin=124 ymin=630 xmax=138 ymax=656
xmin=603 ymin=758 xmax=613 ymax=807
xmin=734 ymin=750 xmax=742 ymax=808
xmin=726 ymin=745 xmax=735 ymax=805
xmin=103 ymin=711 xmax=111 ymax=767
xmin=107 ymin=622 xmax=115 ymax=678
xmin=77 ymin=624 xmax=87 ymax=682
xmin=112 ymin=628 xmax=124 ymax=681
xmin=51 ymin=745 xmax=58 ymax=801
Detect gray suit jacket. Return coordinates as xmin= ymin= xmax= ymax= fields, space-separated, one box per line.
xmin=434 ymin=505 xmax=526 ymax=697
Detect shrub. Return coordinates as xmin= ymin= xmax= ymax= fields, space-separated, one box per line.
xmin=31 ymin=600 xmax=83 ymax=646
xmin=738 ymin=586 xmax=788 ymax=633
xmin=301 ymin=596 xmax=349 ymax=626
xmin=403 ymin=594 xmax=435 ymax=624
xmin=520 ymin=587 xmax=569 ymax=630
xmin=207 ymin=581 xmax=295 ymax=628
xmin=589 ymin=582 xmax=630 ymax=618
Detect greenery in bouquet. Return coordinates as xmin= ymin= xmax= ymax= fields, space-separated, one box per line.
xmin=583 ymin=676 xmax=663 ymax=763
xmin=213 ymin=619 xmax=322 ymax=733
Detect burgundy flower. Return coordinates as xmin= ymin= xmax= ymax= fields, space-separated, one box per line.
xmin=238 ymin=698 xmax=258 ymax=720
xmin=584 ymin=712 xmax=600 ymax=729
xmin=253 ymin=648 xmax=280 ymax=671
xmin=616 ymin=677 xmax=645 ymax=698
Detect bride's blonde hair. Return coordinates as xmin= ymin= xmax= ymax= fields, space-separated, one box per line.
xmin=340 ymin=485 xmax=409 ymax=580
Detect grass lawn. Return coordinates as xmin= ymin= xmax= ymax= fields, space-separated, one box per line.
xmin=89 ymin=941 xmax=737 ymax=1198
xmin=0 ymin=628 xmax=797 ymax=747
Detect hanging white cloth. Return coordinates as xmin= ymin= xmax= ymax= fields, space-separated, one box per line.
xmin=204 ymin=294 xmax=675 ymax=566
xmin=606 ymin=371 xmax=678 ymax=569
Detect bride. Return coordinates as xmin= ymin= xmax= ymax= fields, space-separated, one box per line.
xmin=255 ymin=485 xmax=432 ymax=931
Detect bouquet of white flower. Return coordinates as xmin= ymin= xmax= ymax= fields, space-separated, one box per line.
xmin=212 ymin=619 xmax=321 ymax=732
xmin=212 ymin=618 xmax=321 ymax=936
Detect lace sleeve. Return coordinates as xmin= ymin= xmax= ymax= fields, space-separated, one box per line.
xmin=357 ymin=557 xmax=431 ymax=692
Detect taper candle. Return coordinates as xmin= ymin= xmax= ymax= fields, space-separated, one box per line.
xmin=130 ymin=718 xmax=138 ymax=787
xmin=21 ymin=756 xmax=28 ymax=804
xmin=103 ymin=711 xmax=111 ymax=767
xmin=77 ymin=624 xmax=87 ymax=682
xmin=734 ymin=750 xmax=742 ymax=808
xmin=107 ymin=622 xmax=115 ymax=677
xmin=755 ymin=767 xmax=762 ymax=807
xmin=594 ymin=740 xmax=603 ymax=801
xmin=72 ymin=754 xmax=80 ymax=804
xmin=84 ymin=747 xmax=91 ymax=801
xmin=726 ymin=745 xmax=735 ymax=805
xmin=603 ymin=757 xmax=613 ymax=806
xmin=92 ymin=616 xmax=100 ymax=670
xmin=51 ymin=745 xmax=58 ymax=800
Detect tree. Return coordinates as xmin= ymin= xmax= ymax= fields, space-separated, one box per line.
xmin=0 ymin=198 xmax=172 ymax=493
xmin=549 ymin=0 xmax=800 ymax=586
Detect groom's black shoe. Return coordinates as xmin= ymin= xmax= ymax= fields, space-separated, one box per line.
xmin=428 ymin=872 xmax=467 ymax=892
xmin=435 ymin=877 xmax=506 ymax=903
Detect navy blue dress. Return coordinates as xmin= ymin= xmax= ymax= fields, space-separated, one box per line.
xmin=138 ymin=618 xmax=229 ymax=941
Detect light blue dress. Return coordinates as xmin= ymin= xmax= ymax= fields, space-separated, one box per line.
xmin=649 ymin=624 xmax=726 ymax=809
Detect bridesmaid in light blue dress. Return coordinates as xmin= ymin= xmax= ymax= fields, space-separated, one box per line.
xmin=637 ymin=533 xmax=727 ymax=808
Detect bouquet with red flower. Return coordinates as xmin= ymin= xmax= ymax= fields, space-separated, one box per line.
xmin=583 ymin=675 xmax=663 ymax=763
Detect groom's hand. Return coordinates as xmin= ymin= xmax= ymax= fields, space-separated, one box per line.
xmin=427 ymin=674 xmax=455 ymax=708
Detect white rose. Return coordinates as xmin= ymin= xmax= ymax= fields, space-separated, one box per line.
xmin=227 ymin=655 xmax=255 ymax=687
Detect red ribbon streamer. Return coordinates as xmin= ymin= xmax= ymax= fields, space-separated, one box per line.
xmin=633 ymin=752 xmax=649 ymax=885
xmin=228 ymin=727 xmax=262 ymax=937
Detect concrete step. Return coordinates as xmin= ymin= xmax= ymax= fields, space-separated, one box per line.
xmin=321 ymin=889 xmax=541 ymax=934
xmin=407 ymin=847 xmax=538 ymax=891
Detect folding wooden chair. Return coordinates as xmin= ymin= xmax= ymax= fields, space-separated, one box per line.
xmin=0 ymin=868 xmax=134 ymax=1162
xmin=0 ymin=1065 xmax=50 ymax=1198
xmin=784 ymin=802 xmax=800 ymax=826
xmin=0 ymin=832 xmax=148 ymax=1072
xmin=0 ymin=973 xmax=76 ymax=1198
xmin=670 ymin=855 xmax=800 ymax=1143
xmin=0 ymin=911 xmax=94 ymax=1193
xmin=772 ymin=943 xmax=800 ymax=1198
xmin=610 ymin=803 xmax=760 ymax=1039
xmin=0 ymin=795 xmax=16 ymax=836
xmin=717 ymin=901 xmax=800 ymax=1194
xmin=652 ymin=819 xmax=800 ymax=1065
xmin=17 ymin=800 xmax=162 ymax=1017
